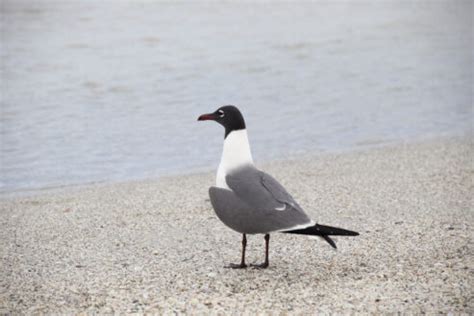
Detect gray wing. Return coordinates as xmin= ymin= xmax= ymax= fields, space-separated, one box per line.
xmin=209 ymin=186 xmax=272 ymax=234
xmin=209 ymin=186 xmax=311 ymax=234
xmin=260 ymin=171 xmax=305 ymax=212
xmin=223 ymin=165 xmax=312 ymax=232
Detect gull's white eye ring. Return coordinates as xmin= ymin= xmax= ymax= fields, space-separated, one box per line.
xmin=218 ymin=110 xmax=225 ymax=118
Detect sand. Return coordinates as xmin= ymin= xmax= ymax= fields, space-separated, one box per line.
xmin=0 ymin=137 xmax=472 ymax=314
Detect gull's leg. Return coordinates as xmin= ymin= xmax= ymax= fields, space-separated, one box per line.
xmin=252 ymin=234 xmax=270 ymax=269
xmin=225 ymin=234 xmax=247 ymax=269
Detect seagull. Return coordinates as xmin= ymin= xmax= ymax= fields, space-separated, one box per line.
xmin=198 ymin=105 xmax=359 ymax=268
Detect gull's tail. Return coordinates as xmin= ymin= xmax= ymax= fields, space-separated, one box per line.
xmin=282 ymin=224 xmax=359 ymax=249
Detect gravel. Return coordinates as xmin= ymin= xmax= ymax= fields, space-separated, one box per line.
xmin=1 ymin=137 xmax=472 ymax=313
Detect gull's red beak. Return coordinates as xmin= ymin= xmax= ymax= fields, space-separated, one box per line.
xmin=197 ymin=113 xmax=217 ymax=121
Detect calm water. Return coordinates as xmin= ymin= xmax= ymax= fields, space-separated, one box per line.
xmin=1 ymin=1 xmax=472 ymax=194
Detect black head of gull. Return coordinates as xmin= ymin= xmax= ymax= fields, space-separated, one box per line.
xmin=198 ymin=105 xmax=246 ymax=138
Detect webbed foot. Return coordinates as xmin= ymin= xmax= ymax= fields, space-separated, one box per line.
xmin=250 ymin=262 xmax=269 ymax=269
xmin=225 ymin=263 xmax=248 ymax=269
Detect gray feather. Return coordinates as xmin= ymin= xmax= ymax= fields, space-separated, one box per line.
xmin=208 ymin=165 xmax=312 ymax=234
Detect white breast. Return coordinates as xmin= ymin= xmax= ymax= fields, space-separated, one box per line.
xmin=216 ymin=129 xmax=254 ymax=189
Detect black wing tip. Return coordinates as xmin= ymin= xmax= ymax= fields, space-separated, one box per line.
xmin=342 ymin=230 xmax=359 ymax=236
xmin=322 ymin=235 xmax=337 ymax=249
xmin=315 ymin=224 xmax=360 ymax=236
xmin=282 ymin=224 xmax=360 ymax=237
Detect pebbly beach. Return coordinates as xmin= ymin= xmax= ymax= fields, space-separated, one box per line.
xmin=0 ymin=137 xmax=472 ymax=313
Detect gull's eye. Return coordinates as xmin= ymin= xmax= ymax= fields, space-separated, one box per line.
xmin=218 ymin=110 xmax=225 ymax=118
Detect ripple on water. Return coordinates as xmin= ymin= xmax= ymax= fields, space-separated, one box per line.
xmin=0 ymin=1 xmax=471 ymax=193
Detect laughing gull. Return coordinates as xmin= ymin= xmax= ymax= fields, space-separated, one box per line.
xmin=198 ymin=105 xmax=359 ymax=268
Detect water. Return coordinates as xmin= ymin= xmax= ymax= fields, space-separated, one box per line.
xmin=1 ymin=1 xmax=472 ymax=194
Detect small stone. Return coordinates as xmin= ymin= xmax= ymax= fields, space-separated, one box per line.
xmin=207 ymin=272 xmax=216 ymax=278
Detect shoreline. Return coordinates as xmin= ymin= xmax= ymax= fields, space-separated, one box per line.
xmin=0 ymin=134 xmax=469 ymax=200
xmin=1 ymin=136 xmax=472 ymax=313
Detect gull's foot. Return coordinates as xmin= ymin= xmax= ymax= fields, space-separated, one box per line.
xmin=250 ymin=262 xmax=269 ymax=269
xmin=225 ymin=263 xmax=248 ymax=269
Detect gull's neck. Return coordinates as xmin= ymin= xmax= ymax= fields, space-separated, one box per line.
xmin=216 ymin=129 xmax=253 ymax=189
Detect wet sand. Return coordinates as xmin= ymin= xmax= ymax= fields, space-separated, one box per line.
xmin=1 ymin=137 xmax=472 ymax=313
